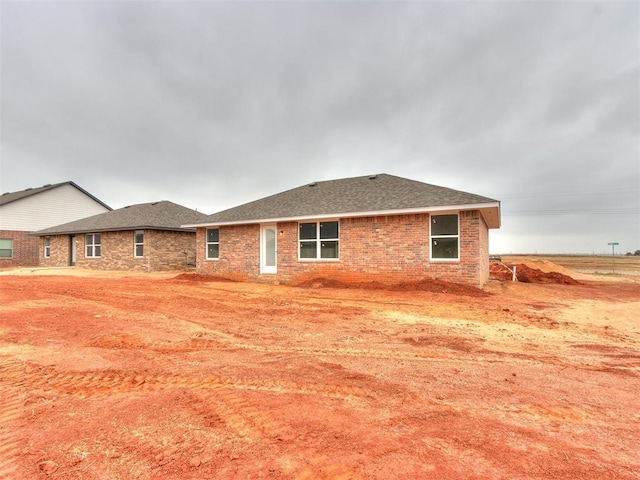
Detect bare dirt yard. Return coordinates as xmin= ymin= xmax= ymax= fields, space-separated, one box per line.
xmin=1 ymin=259 xmax=639 ymax=479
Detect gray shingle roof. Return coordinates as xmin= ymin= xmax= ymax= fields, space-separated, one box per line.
xmin=33 ymin=201 xmax=208 ymax=236
xmin=0 ymin=181 xmax=111 ymax=209
xmin=189 ymin=174 xmax=500 ymax=228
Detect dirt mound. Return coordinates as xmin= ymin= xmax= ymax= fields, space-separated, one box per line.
xmin=294 ymin=277 xmax=490 ymax=297
xmin=172 ymin=273 xmax=236 ymax=282
xmin=490 ymin=263 xmax=581 ymax=285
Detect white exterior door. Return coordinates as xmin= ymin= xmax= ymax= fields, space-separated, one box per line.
xmin=260 ymin=225 xmax=277 ymax=274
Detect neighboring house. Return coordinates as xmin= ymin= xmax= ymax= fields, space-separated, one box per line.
xmin=183 ymin=174 xmax=501 ymax=287
xmin=0 ymin=181 xmax=111 ymax=268
xmin=33 ymin=201 xmax=209 ymax=272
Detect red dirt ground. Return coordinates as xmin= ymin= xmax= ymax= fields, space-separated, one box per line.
xmin=0 ymin=267 xmax=639 ymax=479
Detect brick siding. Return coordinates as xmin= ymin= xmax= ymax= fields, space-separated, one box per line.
xmin=40 ymin=230 xmax=197 ymax=271
xmin=0 ymin=230 xmax=39 ymax=267
xmin=196 ymin=211 xmax=490 ymax=287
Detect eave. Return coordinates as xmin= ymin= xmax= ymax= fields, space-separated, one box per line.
xmin=182 ymin=202 xmax=501 ymax=229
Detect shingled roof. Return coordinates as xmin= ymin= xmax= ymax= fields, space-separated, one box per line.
xmin=187 ymin=174 xmax=501 ymax=228
xmin=33 ymin=201 xmax=208 ymax=236
xmin=0 ymin=181 xmax=111 ymax=210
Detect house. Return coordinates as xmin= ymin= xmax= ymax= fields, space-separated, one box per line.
xmin=183 ymin=174 xmax=501 ymax=287
xmin=32 ymin=201 xmax=209 ymax=272
xmin=0 ymin=181 xmax=111 ymax=268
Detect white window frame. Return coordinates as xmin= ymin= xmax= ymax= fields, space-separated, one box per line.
xmin=85 ymin=233 xmax=101 ymax=258
xmin=429 ymin=213 xmax=460 ymax=261
xmin=44 ymin=237 xmax=51 ymax=258
xmin=206 ymin=228 xmax=219 ymax=260
xmin=298 ymin=220 xmax=340 ymax=261
xmin=0 ymin=238 xmax=13 ymax=259
xmin=134 ymin=230 xmax=144 ymax=258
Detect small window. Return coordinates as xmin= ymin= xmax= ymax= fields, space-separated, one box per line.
xmin=44 ymin=237 xmax=51 ymax=258
xmin=0 ymin=239 xmax=13 ymax=258
xmin=85 ymin=233 xmax=101 ymax=258
xmin=299 ymin=221 xmax=339 ymax=260
xmin=430 ymin=214 xmax=459 ymax=260
xmin=206 ymin=228 xmax=219 ymax=260
xmin=134 ymin=230 xmax=144 ymax=257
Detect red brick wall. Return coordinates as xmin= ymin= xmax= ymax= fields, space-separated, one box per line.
xmin=39 ymin=235 xmax=71 ymax=267
xmin=40 ymin=230 xmax=197 ymax=271
xmin=0 ymin=230 xmax=39 ymax=267
xmin=196 ymin=224 xmax=260 ymax=281
xmin=196 ymin=211 xmax=491 ymax=287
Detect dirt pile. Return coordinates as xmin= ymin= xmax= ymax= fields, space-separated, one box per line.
xmin=490 ymin=262 xmax=581 ymax=285
xmin=294 ymin=277 xmax=490 ymax=297
xmin=172 ymin=273 xmax=236 ymax=282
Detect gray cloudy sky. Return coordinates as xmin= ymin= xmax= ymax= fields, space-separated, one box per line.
xmin=1 ymin=0 xmax=638 ymax=254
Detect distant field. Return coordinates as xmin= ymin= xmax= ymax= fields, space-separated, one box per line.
xmin=501 ymin=254 xmax=640 ymax=275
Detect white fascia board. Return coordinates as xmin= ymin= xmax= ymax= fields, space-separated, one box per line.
xmin=181 ymin=202 xmax=501 ymax=229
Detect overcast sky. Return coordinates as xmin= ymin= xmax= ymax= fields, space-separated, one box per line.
xmin=1 ymin=1 xmax=638 ymax=254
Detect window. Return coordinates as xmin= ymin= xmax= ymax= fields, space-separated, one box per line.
xmin=430 ymin=214 xmax=459 ymax=260
xmin=85 ymin=233 xmax=101 ymax=258
xmin=44 ymin=237 xmax=51 ymax=258
xmin=0 ymin=239 xmax=13 ymax=258
xmin=299 ymin=221 xmax=339 ymax=259
xmin=134 ymin=230 xmax=144 ymax=257
xmin=206 ymin=228 xmax=219 ymax=259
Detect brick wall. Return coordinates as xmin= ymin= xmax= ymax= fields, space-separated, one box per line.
xmin=0 ymin=230 xmax=39 ymax=267
xmin=196 ymin=224 xmax=259 ymax=281
xmin=196 ymin=211 xmax=491 ymax=287
xmin=39 ymin=235 xmax=71 ymax=267
xmin=40 ymin=230 xmax=197 ymax=271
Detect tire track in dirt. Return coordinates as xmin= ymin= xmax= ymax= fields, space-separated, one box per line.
xmin=0 ymin=386 xmax=25 ymax=480
xmin=0 ymin=359 xmax=368 ymax=401
xmin=85 ymin=323 xmax=640 ymax=376
xmin=0 ymin=359 xmax=364 ymax=479
xmin=165 ymin=333 xmax=640 ymax=375
xmin=188 ymin=389 xmax=362 ymax=479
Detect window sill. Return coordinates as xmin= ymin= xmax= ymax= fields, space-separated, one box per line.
xmin=298 ymin=258 xmax=340 ymax=262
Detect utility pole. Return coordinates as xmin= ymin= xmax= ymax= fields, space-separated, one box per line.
xmin=607 ymin=242 xmax=619 ymax=274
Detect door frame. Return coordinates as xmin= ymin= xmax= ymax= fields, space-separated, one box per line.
xmin=260 ymin=224 xmax=277 ymax=274
xmin=69 ymin=235 xmax=76 ymax=266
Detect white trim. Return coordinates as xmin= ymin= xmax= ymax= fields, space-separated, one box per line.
xmin=429 ymin=213 xmax=460 ymax=262
xmin=182 ymin=202 xmax=500 ymax=228
xmin=298 ymin=220 xmax=340 ymax=261
xmin=260 ymin=224 xmax=277 ymax=274
xmin=43 ymin=236 xmax=51 ymax=258
xmin=85 ymin=233 xmax=101 ymax=258
xmin=205 ymin=228 xmax=220 ymax=260
xmin=133 ymin=230 xmax=144 ymax=258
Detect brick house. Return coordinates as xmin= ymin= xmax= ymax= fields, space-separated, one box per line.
xmin=184 ymin=174 xmax=501 ymax=287
xmin=32 ymin=201 xmax=208 ymax=272
xmin=0 ymin=182 xmax=111 ymax=268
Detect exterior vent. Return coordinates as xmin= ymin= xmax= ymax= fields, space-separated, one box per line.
xmin=368 ymin=175 xmax=378 ymax=180
xmin=308 ymin=182 xmax=317 ymax=187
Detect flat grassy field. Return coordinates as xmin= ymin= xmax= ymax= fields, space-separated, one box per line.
xmin=501 ymin=254 xmax=640 ymax=276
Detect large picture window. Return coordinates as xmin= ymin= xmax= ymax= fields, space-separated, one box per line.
xmin=134 ymin=230 xmax=144 ymax=257
xmin=85 ymin=233 xmax=101 ymax=258
xmin=299 ymin=221 xmax=339 ymax=260
xmin=206 ymin=228 xmax=219 ymax=259
xmin=44 ymin=237 xmax=51 ymax=258
xmin=430 ymin=214 xmax=459 ymax=260
xmin=0 ymin=239 xmax=13 ymax=258
xmin=430 ymin=214 xmax=460 ymax=260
